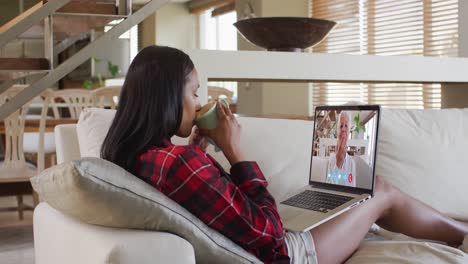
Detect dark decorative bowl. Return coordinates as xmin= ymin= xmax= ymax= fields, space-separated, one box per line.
xmin=233 ymin=17 xmax=336 ymax=52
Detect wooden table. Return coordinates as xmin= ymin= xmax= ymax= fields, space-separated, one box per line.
xmin=0 ymin=118 xmax=78 ymax=133
xmin=0 ymin=118 xmax=78 ymax=173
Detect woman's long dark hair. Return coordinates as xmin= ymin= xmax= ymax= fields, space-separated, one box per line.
xmin=101 ymin=46 xmax=194 ymax=173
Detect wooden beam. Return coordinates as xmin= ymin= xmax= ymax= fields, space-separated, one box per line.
xmin=0 ymin=58 xmax=50 ymax=71
xmin=211 ymin=1 xmax=235 ymax=17
xmin=188 ymin=0 xmax=234 ymax=14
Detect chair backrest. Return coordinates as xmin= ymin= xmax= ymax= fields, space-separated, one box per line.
xmin=50 ymin=89 xmax=93 ymax=119
xmin=34 ymin=88 xmax=56 ymax=172
xmin=90 ymin=86 xmax=122 ymax=109
xmin=208 ymin=86 xmax=234 ymax=104
xmin=1 ymin=85 xmax=32 ymax=169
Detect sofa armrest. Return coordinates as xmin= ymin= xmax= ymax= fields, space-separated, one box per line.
xmin=55 ymin=124 xmax=81 ymax=164
xmin=34 ymin=203 xmax=195 ymax=264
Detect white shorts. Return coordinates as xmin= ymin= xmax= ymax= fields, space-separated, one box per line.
xmin=284 ymin=231 xmax=318 ymax=264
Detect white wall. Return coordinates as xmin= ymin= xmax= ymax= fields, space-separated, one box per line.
xmin=259 ymin=0 xmax=311 ymax=116
xmin=235 ymin=0 xmax=312 ymax=117
xmin=93 ymin=38 xmax=130 ymax=77
xmin=261 ymin=0 xmax=308 ymax=17
xmin=235 ymin=0 xmax=263 ymax=116
xmin=155 ymin=3 xmax=197 ymax=49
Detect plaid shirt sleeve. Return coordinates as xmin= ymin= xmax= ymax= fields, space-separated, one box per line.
xmin=136 ymin=144 xmax=289 ymax=263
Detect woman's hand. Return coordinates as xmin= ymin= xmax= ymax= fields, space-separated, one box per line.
xmin=189 ymin=127 xmax=209 ymax=151
xmin=199 ymin=100 xmax=245 ymax=165
xmin=336 ymin=131 xmax=348 ymax=156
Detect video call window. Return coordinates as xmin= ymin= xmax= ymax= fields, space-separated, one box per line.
xmin=310 ymin=109 xmax=378 ymax=190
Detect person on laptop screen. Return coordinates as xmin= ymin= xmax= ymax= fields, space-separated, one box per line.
xmin=101 ymin=46 xmax=468 ymax=264
xmin=326 ymin=111 xmax=357 ymax=187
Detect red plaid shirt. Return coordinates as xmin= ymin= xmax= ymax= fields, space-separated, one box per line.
xmin=135 ymin=139 xmax=289 ymax=263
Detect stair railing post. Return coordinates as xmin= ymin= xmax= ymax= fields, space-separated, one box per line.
xmin=119 ymin=0 xmax=127 ymax=15
xmin=44 ymin=15 xmax=54 ymax=70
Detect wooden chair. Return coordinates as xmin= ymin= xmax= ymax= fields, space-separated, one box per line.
xmin=23 ymin=88 xmax=56 ymax=173
xmin=91 ymin=86 xmax=122 ymax=109
xmin=208 ymin=86 xmax=234 ymax=104
xmin=0 ymin=85 xmax=39 ymax=220
xmin=30 ymin=89 xmax=93 ymax=171
xmin=50 ymin=89 xmax=94 ymax=119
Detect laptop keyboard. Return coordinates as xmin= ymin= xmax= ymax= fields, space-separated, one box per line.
xmin=281 ymin=190 xmax=354 ymax=213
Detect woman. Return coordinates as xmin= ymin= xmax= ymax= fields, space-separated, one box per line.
xmin=101 ymin=46 xmax=468 ymax=263
xmin=326 ymin=111 xmax=356 ymax=187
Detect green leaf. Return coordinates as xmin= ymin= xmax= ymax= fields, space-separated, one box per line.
xmin=107 ymin=61 xmax=120 ymax=77
xmin=91 ymin=57 xmax=102 ymax=64
xmin=83 ymin=79 xmax=93 ymax=89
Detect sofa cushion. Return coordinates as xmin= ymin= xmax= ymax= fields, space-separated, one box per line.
xmin=34 ymin=203 xmax=196 ymax=264
xmin=75 ymin=107 xmax=468 ymax=221
xmin=76 ymin=108 xmax=314 ymax=201
xmin=76 ymin=108 xmax=188 ymax=158
xmin=346 ymin=240 xmax=468 ymax=264
xmin=76 ymin=108 xmax=115 ymax=158
xmin=377 ymin=108 xmax=468 ymax=221
xmin=31 ymin=157 xmax=261 ymax=264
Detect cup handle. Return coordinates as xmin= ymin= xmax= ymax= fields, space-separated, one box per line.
xmin=207 ymin=137 xmax=222 ymax=152
xmin=218 ymin=98 xmax=229 ymax=108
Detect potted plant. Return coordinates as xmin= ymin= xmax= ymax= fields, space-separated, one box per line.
xmin=352 ymin=113 xmax=366 ymax=139
xmin=83 ymin=57 xmax=120 ymax=89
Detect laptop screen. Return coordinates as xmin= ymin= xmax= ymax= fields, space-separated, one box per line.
xmin=309 ymin=105 xmax=380 ymax=194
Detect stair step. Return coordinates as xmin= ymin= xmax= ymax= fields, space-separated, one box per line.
xmin=0 ymin=0 xmax=167 ymax=121
xmin=17 ymin=13 xmax=125 ymax=40
xmin=43 ymin=0 xmax=118 ymax=15
xmin=2 ymin=1 xmax=125 ymax=41
xmin=0 ymin=58 xmax=50 ymax=71
xmin=0 ymin=71 xmax=49 ymax=81
xmin=58 ymin=1 xmax=117 ymax=15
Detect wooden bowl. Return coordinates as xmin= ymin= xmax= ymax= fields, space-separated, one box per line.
xmin=234 ymin=17 xmax=336 ymax=52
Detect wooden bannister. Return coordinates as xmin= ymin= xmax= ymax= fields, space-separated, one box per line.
xmin=0 ymin=2 xmax=43 ymax=34
xmin=0 ymin=58 xmax=50 ymax=71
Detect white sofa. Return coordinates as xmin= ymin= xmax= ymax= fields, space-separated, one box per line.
xmin=34 ymin=108 xmax=468 ymax=263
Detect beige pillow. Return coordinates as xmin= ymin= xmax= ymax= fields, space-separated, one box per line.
xmin=76 ymin=108 xmax=188 ymax=158
xmin=31 ymin=157 xmax=261 ymax=264
xmin=346 ymin=240 xmax=468 ymax=264
xmin=377 ymin=108 xmax=468 ymax=221
xmin=76 ymin=108 xmax=115 ymax=158
xmin=76 ymin=108 xmax=314 ymax=202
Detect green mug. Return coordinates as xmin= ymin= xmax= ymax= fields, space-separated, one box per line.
xmin=195 ymin=99 xmax=229 ymax=151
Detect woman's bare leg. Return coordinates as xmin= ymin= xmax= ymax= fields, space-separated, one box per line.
xmin=310 ymin=176 xmax=468 ymax=264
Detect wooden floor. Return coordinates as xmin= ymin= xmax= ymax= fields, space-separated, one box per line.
xmin=0 ymin=195 xmax=34 ymax=264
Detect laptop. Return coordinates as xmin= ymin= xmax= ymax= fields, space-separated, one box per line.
xmin=278 ymin=105 xmax=381 ymax=232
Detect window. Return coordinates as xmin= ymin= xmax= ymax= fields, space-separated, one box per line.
xmin=311 ymin=0 xmax=459 ymax=109
xmin=199 ymin=9 xmax=238 ymax=101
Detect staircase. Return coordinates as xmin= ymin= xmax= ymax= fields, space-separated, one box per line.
xmin=0 ymin=0 xmax=169 ymax=120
